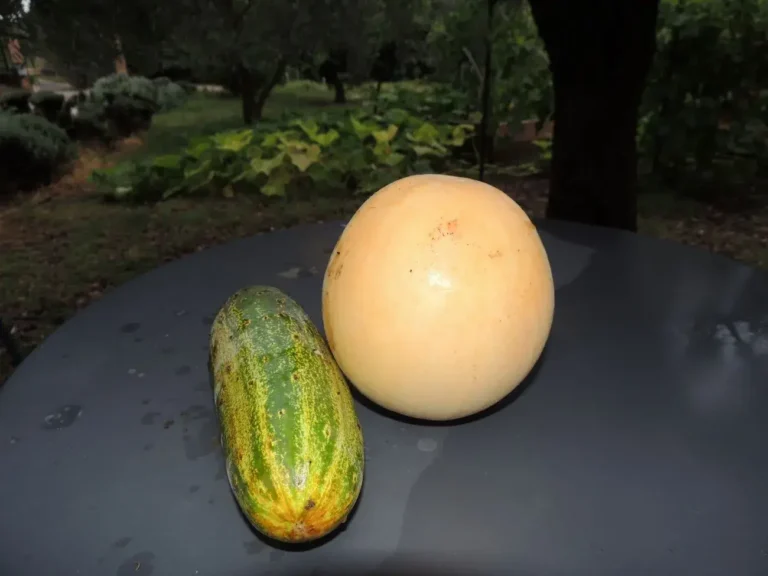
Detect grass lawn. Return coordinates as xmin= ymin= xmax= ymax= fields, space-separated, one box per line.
xmin=1 ymin=80 xmax=768 ymax=385
xmin=121 ymin=81 xmax=364 ymax=162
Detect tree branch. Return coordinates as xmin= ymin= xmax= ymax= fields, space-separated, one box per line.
xmin=461 ymin=46 xmax=483 ymax=82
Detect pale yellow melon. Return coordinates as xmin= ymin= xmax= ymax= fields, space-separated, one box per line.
xmin=322 ymin=174 xmax=554 ymax=421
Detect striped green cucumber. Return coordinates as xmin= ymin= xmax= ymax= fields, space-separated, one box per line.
xmin=209 ymin=285 xmax=364 ymax=543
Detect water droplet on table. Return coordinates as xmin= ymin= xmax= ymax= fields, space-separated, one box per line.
xmin=42 ymin=405 xmax=83 ymax=430
xmin=417 ymin=438 xmax=439 ymax=453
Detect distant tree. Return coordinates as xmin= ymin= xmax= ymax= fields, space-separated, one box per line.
xmin=528 ymin=0 xmax=661 ymax=231
xmin=0 ymin=0 xmax=25 ymax=34
xmin=25 ymin=1 xmax=117 ymax=88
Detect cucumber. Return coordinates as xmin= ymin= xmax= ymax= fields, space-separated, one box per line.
xmin=209 ymin=286 xmax=364 ymax=543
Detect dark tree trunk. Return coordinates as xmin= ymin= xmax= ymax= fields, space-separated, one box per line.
xmin=253 ymin=59 xmax=287 ymax=121
xmin=319 ymin=53 xmax=347 ymax=104
xmin=529 ymin=0 xmax=660 ymax=232
xmin=478 ymin=0 xmax=496 ymax=182
xmin=332 ymin=78 xmax=346 ymax=104
xmin=240 ymin=64 xmax=256 ymax=125
xmin=373 ymin=81 xmax=384 ymax=114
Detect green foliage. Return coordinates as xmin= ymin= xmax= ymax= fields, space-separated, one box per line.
xmin=425 ymin=0 xmax=768 ymax=190
xmin=68 ymin=101 xmax=111 ymax=144
xmin=426 ymin=1 xmax=553 ymax=134
xmin=91 ymin=73 xmax=159 ymax=137
xmin=92 ymin=73 xmax=158 ymax=106
xmin=25 ymin=0 xmax=176 ymax=87
xmin=90 ymin=108 xmax=474 ymax=203
xmin=156 ymin=82 xmax=189 ymax=111
xmin=0 ymin=112 xmax=76 ymax=195
xmin=0 ymin=90 xmax=32 ymax=114
xmin=369 ymin=82 xmax=474 ymax=123
xmin=638 ymin=0 xmax=768 ymax=194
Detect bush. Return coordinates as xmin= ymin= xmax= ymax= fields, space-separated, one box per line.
xmin=68 ymin=101 xmax=111 ymax=145
xmin=638 ymin=0 xmax=768 ymax=193
xmin=92 ymin=73 xmax=159 ymax=137
xmin=0 ymin=112 xmax=75 ymax=196
xmin=90 ymin=109 xmax=475 ymax=203
xmin=157 ymin=81 xmax=188 ymax=111
xmin=93 ymin=73 xmax=158 ymax=105
xmin=29 ymin=91 xmax=66 ymax=123
xmin=0 ymin=90 xmax=32 ymax=114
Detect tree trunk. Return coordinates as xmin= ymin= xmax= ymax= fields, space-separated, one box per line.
xmin=240 ymin=64 xmax=256 ymax=125
xmin=373 ymin=81 xmax=383 ymax=114
xmin=478 ymin=0 xmax=496 ymax=182
xmin=529 ymin=0 xmax=660 ymax=232
xmin=332 ymin=77 xmax=346 ymax=104
xmin=253 ymin=59 xmax=287 ymax=122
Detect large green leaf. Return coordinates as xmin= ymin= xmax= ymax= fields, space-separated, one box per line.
xmin=287 ymin=143 xmax=322 ymax=172
xmin=261 ymin=166 xmax=294 ymax=197
xmin=350 ymin=116 xmax=378 ymax=140
xmin=381 ymin=152 xmax=406 ymax=167
xmin=152 ymin=154 xmax=182 ymax=169
xmin=251 ymin=153 xmax=287 ymax=176
xmin=373 ymin=124 xmax=399 ymax=144
xmin=408 ymin=122 xmax=441 ymax=145
xmin=312 ymin=129 xmax=340 ymax=147
xmin=213 ymin=130 xmax=254 ymax=152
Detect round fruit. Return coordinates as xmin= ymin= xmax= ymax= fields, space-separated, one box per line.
xmin=322 ymin=174 xmax=554 ymax=421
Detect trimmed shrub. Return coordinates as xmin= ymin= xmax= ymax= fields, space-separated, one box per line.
xmin=68 ymin=101 xmax=112 ymax=145
xmin=29 ymin=91 xmax=66 ymax=123
xmin=0 ymin=112 xmax=75 ymax=196
xmin=92 ymin=73 xmax=158 ymax=105
xmin=0 ymin=90 xmax=32 ymax=114
xmin=106 ymin=93 xmax=155 ymax=136
xmin=92 ymin=73 xmax=159 ymax=137
xmin=157 ymin=81 xmax=188 ymax=111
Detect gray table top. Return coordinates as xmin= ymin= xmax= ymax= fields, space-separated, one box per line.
xmin=2 ymin=220 xmax=768 ymax=576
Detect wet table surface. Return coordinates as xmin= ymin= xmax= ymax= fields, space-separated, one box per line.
xmin=2 ymin=220 xmax=768 ymax=576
